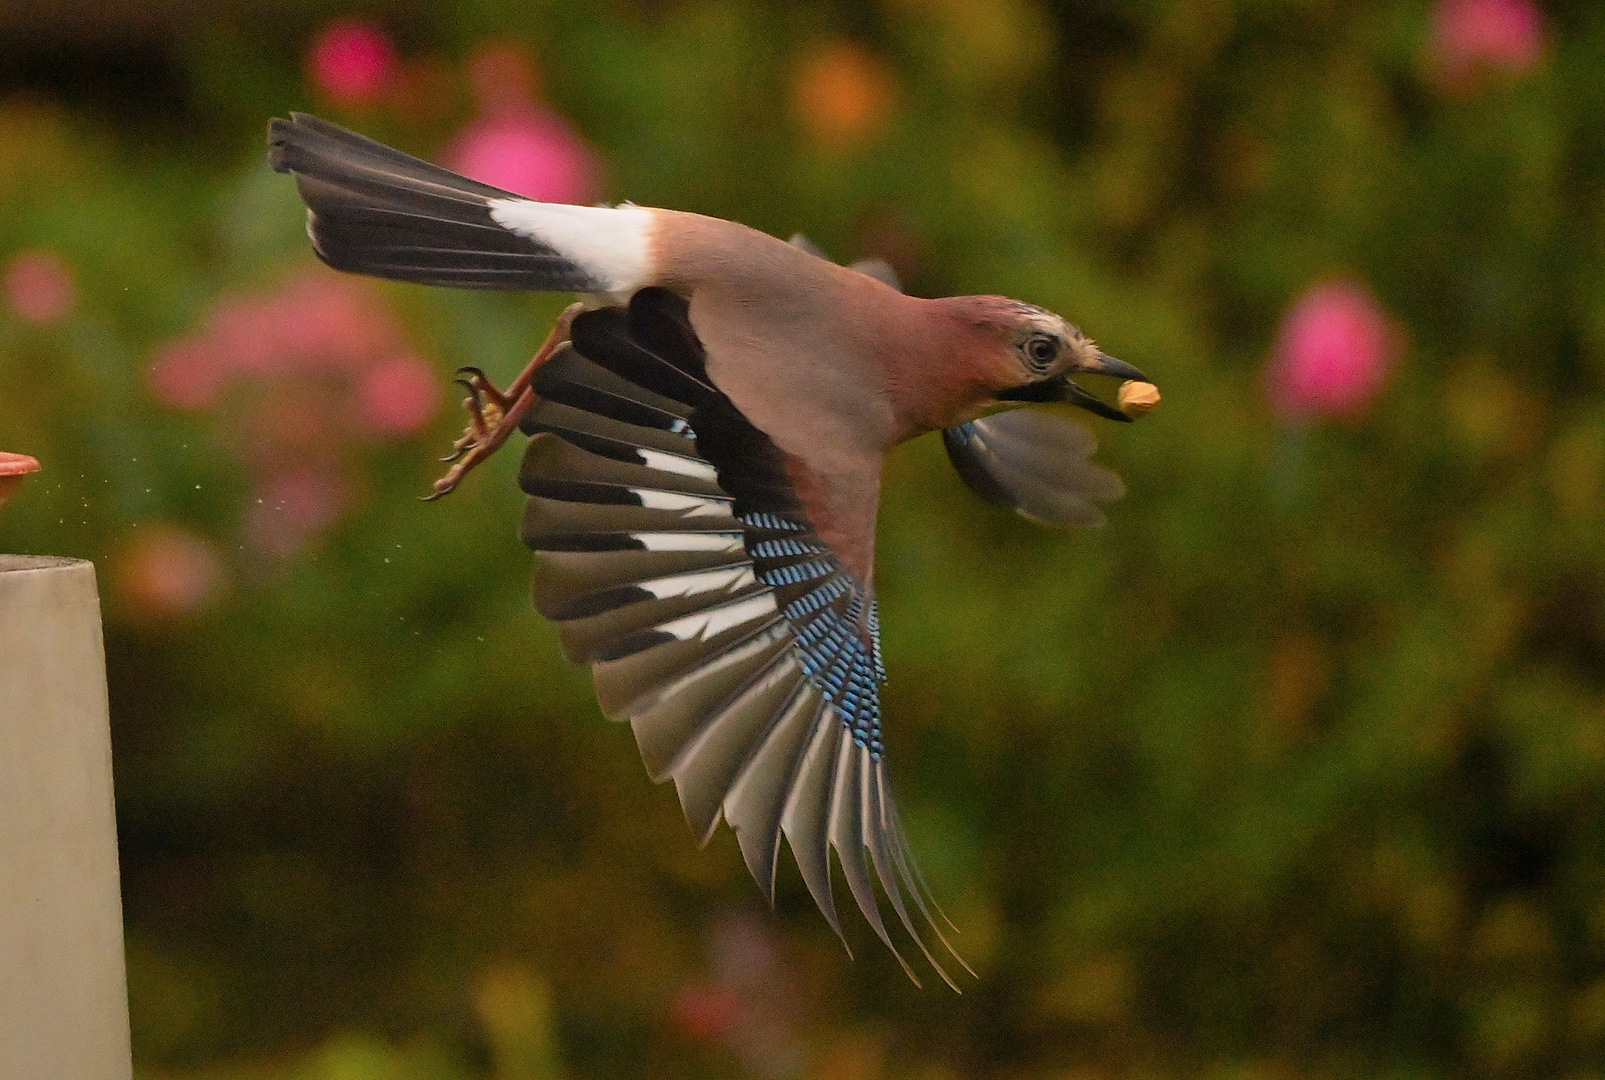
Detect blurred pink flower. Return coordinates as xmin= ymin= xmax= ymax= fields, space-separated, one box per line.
xmin=148 ymin=338 xmax=228 ymax=409
xmin=359 ymin=355 xmax=440 ymax=434
xmin=206 ymin=272 xmax=401 ymax=378
xmin=244 ymin=467 xmax=355 ymax=558
xmin=260 ymin=467 xmax=349 ymax=532
xmin=115 ymin=526 xmax=225 ymax=619
xmin=442 ymin=41 xmax=601 ymax=204
xmin=444 ymin=111 xmax=600 ymax=203
xmin=1431 ymin=0 xmax=1545 ymax=90
xmin=151 ymin=268 xmax=437 ymax=557
xmin=149 ymin=268 xmax=425 ymax=410
xmin=1265 ymin=280 xmax=1398 ymax=423
xmin=307 ymin=19 xmax=400 ymax=107
xmin=3 ymin=249 xmax=75 ymax=325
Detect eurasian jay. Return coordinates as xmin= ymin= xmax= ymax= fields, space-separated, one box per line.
xmin=269 ymin=114 xmax=1156 ymax=988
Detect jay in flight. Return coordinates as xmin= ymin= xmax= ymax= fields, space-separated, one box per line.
xmin=269 ymin=114 xmax=1157 ymax=988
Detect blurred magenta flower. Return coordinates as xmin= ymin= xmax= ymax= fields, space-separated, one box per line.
xmin=442 ymin=42 xmax=600 ymax=204
xmin=114 ymin=525 xmax=226 ymax=620
xmin=1430 ymin=0 xmax=1545 ymax=91
xmin=445 ymin=112 xmax=600 ymax=203
xmin=3 ymin=249 xmax=75 ymax=325
xmin=307 ymin=19 xmax=400 ymax=108
xmin=1265 ymin=280 xmax=1398 ymax=423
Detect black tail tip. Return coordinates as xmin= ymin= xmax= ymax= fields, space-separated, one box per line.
xmin=267 ymin=116 xmax=295 ymax=174
xmin=267 ymin=113 xmax=327 ymax=174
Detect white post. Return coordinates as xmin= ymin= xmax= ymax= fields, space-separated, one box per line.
xmin=0 ymin=555 xmax=133 ymax=1080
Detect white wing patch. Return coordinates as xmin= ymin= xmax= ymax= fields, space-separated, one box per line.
xmin=632 ymin=532 xmax=746 ymax=553
xmin=636 ymin=448 xmax=720 ymax=481
xmin=633 ymin=490 xmax=731 ymax=517
xmin=639 ymin=566 xmax=756 ymax=600
xmin=657 ymin=594 xmax=779 ymax=643
xmin=487 ymin=199 xmax=655 ymax=300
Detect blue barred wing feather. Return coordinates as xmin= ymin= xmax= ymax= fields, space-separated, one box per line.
xmin=517 ymin=288 xmax=968 ymax=987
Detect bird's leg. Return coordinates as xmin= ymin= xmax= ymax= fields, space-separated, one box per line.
xmin=425 ymin=302 xmax=584 ymax=500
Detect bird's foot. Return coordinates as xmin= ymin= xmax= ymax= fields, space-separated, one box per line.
xmin=421 ymin=302 xmax=584 ymax=501
xmin=438 ymin=367 xmax=513 ymax=463
xmin=424 ymin=371 xmax=532 ymax=501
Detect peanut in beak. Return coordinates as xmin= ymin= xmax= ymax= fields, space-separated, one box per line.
xmin=1117 ymin=380 xmax=1160 ymax=419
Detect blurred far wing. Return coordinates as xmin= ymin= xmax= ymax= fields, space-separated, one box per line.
xmin=787 ymin=232 xmax=902 ymax=291
xmin=943 ymin=410 xmax=1125 ymax=527
xmin=517 ymin=288 xmax=969 ymax=988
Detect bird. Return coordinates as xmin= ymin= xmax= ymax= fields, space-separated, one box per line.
xmin=269 ymin=113 xmax=1157 ymax=988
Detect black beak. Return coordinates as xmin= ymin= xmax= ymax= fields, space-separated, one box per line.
xmin=1081 ymin=352 xmax=1148 ymax=382
xmin=995 ymin=354 xmax=1150 ymax=422
xmin=1059 ymin=377 xmax=1132 ymax=422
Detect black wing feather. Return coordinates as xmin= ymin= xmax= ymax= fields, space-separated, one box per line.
xmin=518 ymin=287 xmax=965 ymax=985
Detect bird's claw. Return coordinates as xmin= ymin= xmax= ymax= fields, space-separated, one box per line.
xmin=438 ymin=422 xmax=483 ymax=463
xmin=456 ymin=367 xmax=513 ymax=411
xmin=421 ymin=458 xmax=473 ymax=501
xmin=423 ymin=369 xmax=531 ymax=500
xmin=421 ymin=303 xmax=582 ymax=501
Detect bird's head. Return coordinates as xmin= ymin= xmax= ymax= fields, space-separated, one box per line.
xmin=953 ymin=298 xmax=1149 ymax=423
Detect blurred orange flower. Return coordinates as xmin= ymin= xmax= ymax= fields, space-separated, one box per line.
xmin=791 ymin=43 xmax=896 ymax=148
xmin=113 ymin=525 xmax=226 ymax=619
xmin=671 ymin=982 xmax=741 ymax=1044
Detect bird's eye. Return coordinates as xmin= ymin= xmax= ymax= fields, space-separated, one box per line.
xmin=1025 ymin=336 xmax=1058 ymax=371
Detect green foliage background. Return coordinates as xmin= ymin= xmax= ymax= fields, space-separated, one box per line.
xmin=4 ymin=1 xmax=1605 ymax=1077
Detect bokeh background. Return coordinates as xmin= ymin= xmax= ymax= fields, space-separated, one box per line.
xmin=3 ymin=0 xmax=1604 ymax=1076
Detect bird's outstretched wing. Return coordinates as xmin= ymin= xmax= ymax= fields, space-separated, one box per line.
xmin=518 ymin=287 xmax=969 ymax=987
xmin=943 ymin=411 xmax=1126 ymax=527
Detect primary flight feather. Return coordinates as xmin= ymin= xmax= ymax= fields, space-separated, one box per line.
xmin=269 ymin=113 xmax=1157 ymax=988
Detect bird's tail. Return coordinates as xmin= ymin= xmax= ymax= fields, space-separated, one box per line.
xmin=268 ymin=113 xmax=634 ymax=294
